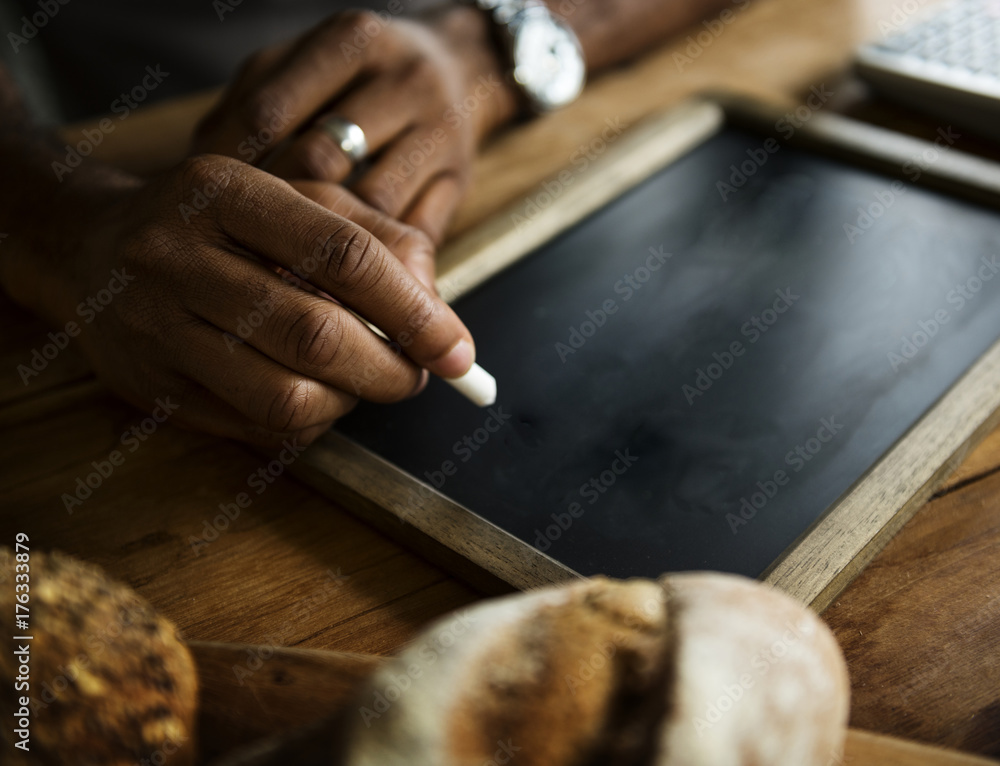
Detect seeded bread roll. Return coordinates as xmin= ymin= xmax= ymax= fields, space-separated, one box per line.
xmin=0 ymin=547 xmax=198 ymax=766
xmin=337 ymin=574 xmax=849 ymax=766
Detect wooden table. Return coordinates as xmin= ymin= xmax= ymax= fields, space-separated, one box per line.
xmin=3 ymin=0 xmax=1000 ymax=760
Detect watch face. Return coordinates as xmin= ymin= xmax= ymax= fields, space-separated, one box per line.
xmin=512 ymin=11 xmax=586 ymax=111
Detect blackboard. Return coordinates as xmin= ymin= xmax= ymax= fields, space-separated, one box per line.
xmin=292 ymin=100 xmax=1000 ymax=606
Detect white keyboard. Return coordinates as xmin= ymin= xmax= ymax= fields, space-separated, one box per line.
xmin=856 ymin=0 xmax=1000 ymax=138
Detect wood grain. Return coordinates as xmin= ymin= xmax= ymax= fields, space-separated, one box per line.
xmin=823 ymin=468 xmax=1000 ymax=755
xmin=288 ymin=432 xmax=578 ymax=594
xmin=0 ymin=0 xmax=997 ymax=759
xmin=189 ymin=641 xmax=383 ymax=762
xmin=843 ymin=730 xmax=1000 ymax=766
xmin=0 ymin=385 xmax=480 ymax=656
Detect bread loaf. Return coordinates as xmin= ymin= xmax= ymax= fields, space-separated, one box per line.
xmin=338 ymin=573 xmax=849 ymax=766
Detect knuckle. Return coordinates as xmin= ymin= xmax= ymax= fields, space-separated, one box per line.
xmin=119 ymin=219 xmax=186 ymax=280
xmin=402 ymin=294 xmax=439 ymax=340
xmin=322 ymin=227 xmax=382 ymax=287
xmin=177 ymin=154 xmax=219 ymax=187
xmin=286 ymin=306 xmax=344 ymax=371
xmin=263 ymin=377 xmax=315 ymax=433
xmin=176 ymin=154 xmax=236 ymax=195
xmin=382 ymin=222 xmax=435 ymax=263
xmin=399 ymin=226 xmax=435 ymax=260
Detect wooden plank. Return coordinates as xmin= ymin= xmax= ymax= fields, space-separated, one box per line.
xmin=823 ymin=470 xmax=1000 ymax=755
xmin=289 ymin=432 xmax=578 ymax=594
xmin=189 ymin=641 xmax=383 ymax=762
xmin=843 ymin=730 xmax=1000 ymax=766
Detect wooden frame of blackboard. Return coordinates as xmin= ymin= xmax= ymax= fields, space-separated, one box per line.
xmin=287 ymin=96 xmax=1000 ymax=611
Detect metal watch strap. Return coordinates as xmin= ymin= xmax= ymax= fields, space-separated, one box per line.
xmin=461 ymin=0 xmax=585 ymax=114
xmin=469 ymin=0 xmax=546 ymax=24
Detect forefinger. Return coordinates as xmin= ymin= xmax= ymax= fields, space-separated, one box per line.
xmin=207 ymin=160 xmax=475 ymax=380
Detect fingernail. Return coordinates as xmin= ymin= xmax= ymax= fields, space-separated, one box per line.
xmin=409 ymin=369 xmax=430 ymax=398
xmin=429 ymin=338 xmax=474 ymax=379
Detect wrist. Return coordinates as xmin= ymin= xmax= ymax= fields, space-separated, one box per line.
xmin=426 ymin=4 xmax=521 ymax=140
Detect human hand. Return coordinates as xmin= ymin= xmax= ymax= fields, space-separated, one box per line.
xmin=193 ymin=7 xmax=518 ymax=245
xmin=28 ymin=155 xmax=475 ymax=447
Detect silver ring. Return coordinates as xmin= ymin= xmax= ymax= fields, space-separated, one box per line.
xmin=321 ymin=116 xmax=368 ymax=164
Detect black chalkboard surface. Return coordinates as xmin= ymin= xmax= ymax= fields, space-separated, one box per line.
xmin=330 ymin=110 xmax=1000 ymax=589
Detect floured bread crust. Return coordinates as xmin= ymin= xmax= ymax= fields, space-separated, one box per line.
xmin=340 ymin=574 xmax=848 ymax=766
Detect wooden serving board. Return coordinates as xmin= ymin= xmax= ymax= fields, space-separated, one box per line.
xmin=189 ymin=641 xmax=999 ymax=766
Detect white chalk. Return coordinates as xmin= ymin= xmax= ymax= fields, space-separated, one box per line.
xmin=445 ymin=363 xmax=497 ymax=407
xmin=343 ymin=306 xmax=496 ymax=406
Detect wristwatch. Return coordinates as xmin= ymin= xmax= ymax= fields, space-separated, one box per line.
xmin=469 ymin=0 xmax=586 ymax=113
